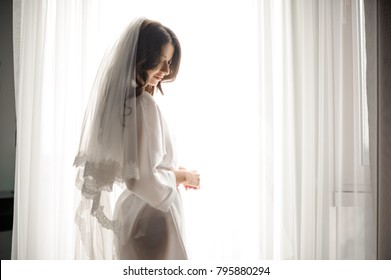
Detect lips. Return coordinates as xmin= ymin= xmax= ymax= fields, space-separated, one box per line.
xmin=154 ymin=75 xmax=164 ymax=80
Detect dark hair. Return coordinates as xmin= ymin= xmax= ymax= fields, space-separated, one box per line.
xmin=136 ymin=19 xmax=181 ymax=96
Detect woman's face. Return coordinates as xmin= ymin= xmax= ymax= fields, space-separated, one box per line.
xmin=146 ymin=43 xmax=174 ymax=86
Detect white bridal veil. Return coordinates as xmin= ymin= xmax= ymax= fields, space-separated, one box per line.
xmin=74 ymin=18 xmax=145 ymax=259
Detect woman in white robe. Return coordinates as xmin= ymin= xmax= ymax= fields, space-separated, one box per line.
xmin=74 ymin=18 xmax=200 ymax=260
xmin=114 ymin=92 xmax=188 ymax=260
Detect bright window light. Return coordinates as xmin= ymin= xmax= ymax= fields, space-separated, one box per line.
xmin=96 ymin=0 xmax=260 ymax=259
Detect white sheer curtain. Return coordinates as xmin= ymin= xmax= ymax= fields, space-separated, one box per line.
xmin=257 ymin=0 xmax=376 ymax=259
xmin=12 ymin=0 xmax=106 ymax=259
xmin=12 ymin=0 xmax=375 ymax=259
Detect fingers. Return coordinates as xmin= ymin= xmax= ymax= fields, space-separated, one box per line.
xmin=183 ymin=169 xmax=201 ymax=190
xmin=192 ymin=172 xmax=200 ymax=186
xmin=189 ymin=170 xmax=200 ymax=186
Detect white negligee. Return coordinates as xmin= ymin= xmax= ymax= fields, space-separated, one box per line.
xmin=113 ymin=92 xmax=187 ymax=260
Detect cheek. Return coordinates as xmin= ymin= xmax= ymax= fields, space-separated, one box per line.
xmin=146 ymin=69 xmax=157 ymax=78
xmin=145 ymin=70 xmax=158 ymax=85
xmin=145 ymin=70 xmax=152 ymax=81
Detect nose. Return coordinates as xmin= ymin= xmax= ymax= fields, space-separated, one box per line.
xmin=160 ymin=61 xmax=169 ymax=75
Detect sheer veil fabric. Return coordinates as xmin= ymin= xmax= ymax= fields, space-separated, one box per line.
xmin=74 ymin=18 xmax=187 ymax=259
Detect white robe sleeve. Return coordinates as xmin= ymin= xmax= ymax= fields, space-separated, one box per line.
xmin=125 ymin=93 xmax=177 ymax=213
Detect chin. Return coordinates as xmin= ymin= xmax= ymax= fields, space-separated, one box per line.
xmin=147 ymin=80 xmax=159 ymax=87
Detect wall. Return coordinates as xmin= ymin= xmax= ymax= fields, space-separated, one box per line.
xmin=378 ymin=0 xmax=391 ymax=260
xmin=0 ymin=0 xmax=16 ymax=193
xmin=0 ymin=0 xmax=15 ymax=260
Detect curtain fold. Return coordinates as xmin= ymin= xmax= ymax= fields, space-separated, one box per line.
xmin=12 ymin=0 xmax=103 ymax=259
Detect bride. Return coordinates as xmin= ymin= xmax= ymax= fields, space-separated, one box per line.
xmin=74 ymin=18 xmax=200 ymax=260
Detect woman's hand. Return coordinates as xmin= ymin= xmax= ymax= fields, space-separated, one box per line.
xmin=183 ymin=169 xmax=200 ymax=190
xmin=175 ymin=167 xmax=200 ymax=190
